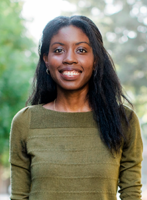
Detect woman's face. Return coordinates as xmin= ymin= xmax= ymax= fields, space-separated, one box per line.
xmin=43 ymin=25 xmax=94 ymax=92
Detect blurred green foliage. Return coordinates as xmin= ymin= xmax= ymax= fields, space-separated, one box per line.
xmin=62 ymin=0 xmax=147 ymax=138
xmin=0 ymin=0 xmax=37 ymax=165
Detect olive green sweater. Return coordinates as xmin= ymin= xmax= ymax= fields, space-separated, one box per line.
xmin=9 ymin=104 xmax=143 ymax=200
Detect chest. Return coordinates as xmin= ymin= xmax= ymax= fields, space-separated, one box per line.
xmin=27 ymin=128 xmax=121 ymax=180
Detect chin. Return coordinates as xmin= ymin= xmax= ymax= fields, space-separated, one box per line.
xmin=58 ymin=83 xmax=89 ymax=92
xmin=60 ymin=86 xmax=81 ymax=91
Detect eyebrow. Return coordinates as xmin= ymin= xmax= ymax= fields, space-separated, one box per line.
xmin=51 ymin=42 xmax=65 ymax=47
xmin=76 ymin=41 xmax=91 ymax=46
xmin=51 ymin=41 xmax=91 ymax=47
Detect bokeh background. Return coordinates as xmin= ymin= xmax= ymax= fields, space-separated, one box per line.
xmin=0 ymin=0 xmax=147 ymax=199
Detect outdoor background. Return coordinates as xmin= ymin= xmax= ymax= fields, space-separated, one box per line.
xmin=0 ymin=0 xmax=147 ymax=199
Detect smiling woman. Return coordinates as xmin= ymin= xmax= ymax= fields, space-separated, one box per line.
xmin=9 ymin=16 xmax=143 ymax=200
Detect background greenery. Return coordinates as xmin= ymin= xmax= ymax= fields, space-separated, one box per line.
xmin=0 ymin=0 xmax=37 ymax=165
xmin=0 ymin=0 xmax=147 ymax=167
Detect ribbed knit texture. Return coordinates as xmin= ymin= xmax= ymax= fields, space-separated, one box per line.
xmin=9 ymin=104 xmax=143 ymax=200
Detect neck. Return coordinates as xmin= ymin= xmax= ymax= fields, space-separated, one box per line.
xmin=55 ymin=86 xmax=92 ymax=112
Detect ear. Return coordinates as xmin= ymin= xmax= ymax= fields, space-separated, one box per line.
xmin=43 ymin=54 xmax=49 ymax=68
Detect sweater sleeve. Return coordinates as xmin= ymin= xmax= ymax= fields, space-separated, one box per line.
xmin=9 ymin=107 xmax=31 ymax=200
xmin=118 ymin=110 xmax=143 ymax=200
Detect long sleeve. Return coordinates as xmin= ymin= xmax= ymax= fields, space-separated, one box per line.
xmin=9 ymin=107 xmax=31 ymax=200
xmin=118 ymin=110 xmax=143 ymax=200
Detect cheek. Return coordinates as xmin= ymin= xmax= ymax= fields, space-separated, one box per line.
xmin=47 ymin=57 xmax=62 ymax=84
xmin=48 ymin=55 xmax=61 ymax=69
xmin=83 ymin=60 xmax=94 ymax=80
xmin=80 ymin=53 xmax=94 ymax=67
xmin=82 ymin=58 xmax=94 ymax=72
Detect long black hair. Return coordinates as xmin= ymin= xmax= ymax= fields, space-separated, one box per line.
xmin=27 ymin=15 xmax=132 ymax=153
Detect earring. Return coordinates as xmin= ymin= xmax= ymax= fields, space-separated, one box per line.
xmin=46 ymin=68 xmax=50 ymax=75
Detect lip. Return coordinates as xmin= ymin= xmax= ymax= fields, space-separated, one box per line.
xmin=58 ymin=66 xmax=83 ymax=81
xmin=60 ymin=72 xmax=81 ymax=81
xmin=58 ymin=68 xmax=81 ymax=81
xmin=58 ymin=66 xmax=83 ymax=73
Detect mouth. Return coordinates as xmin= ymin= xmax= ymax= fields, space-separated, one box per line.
xmin=61 ymin=70 xmax=81 ymax=76
xmin=59 ymin=68 xmax=82 ymax=80
xmin=59 ymin=67 xmax=82 ymax=78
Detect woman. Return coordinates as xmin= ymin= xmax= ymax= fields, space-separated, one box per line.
xmin=9 ymin=16 xmax=143 ymax=200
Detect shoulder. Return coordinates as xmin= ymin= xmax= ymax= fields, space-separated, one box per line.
xmin=123 ymin=105 xmax=140 ymax=127
xmin=10 ymin=105 xmax=45 ymax=144
xmin=122 ymin=105 xmax=142 ymax=148
xmin=11 ymin=105 xmax=41 ymax=128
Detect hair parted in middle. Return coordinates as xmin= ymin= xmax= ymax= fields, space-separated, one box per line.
xmin=27 ymin=15 xmax=132 ymax=153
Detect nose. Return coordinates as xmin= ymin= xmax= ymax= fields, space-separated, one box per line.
xmin=62 ymin=49 xmax=78 ymax=64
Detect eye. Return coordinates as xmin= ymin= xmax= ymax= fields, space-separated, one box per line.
xmin=54 ymin=48 xmax=64 ymax=53
xmin=77 ymin=48 xmax=87 ymax=53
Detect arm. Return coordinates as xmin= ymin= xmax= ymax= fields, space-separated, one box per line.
xmin=118 ymin=110 xmax=143 ymax=200
xmin=9 ymin=107 xmax=31 ymax=200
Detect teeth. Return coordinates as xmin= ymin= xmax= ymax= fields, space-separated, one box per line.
xmin=62 ymin=70 xmax=80 ymax=76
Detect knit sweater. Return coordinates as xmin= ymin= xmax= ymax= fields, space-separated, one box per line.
xmin=9 ymin=104 xmax=143 ymax=200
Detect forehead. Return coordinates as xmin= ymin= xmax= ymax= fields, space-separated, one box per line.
xmin=50 ymin=25 xmax=90 ymax=44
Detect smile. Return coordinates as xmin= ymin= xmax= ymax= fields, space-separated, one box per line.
xmin=62 ymin=70 xmax=80 ymax=76
xmin=59 ymin=69 xmax=82 ymax=80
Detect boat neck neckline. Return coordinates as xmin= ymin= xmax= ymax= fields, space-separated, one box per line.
xmin=39 ymin=104 xmax=93 ymax=114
